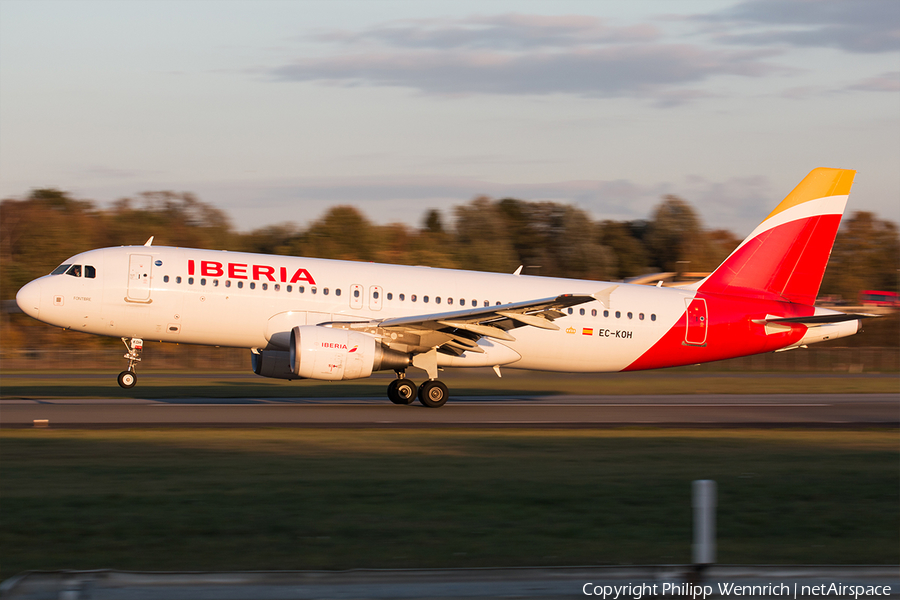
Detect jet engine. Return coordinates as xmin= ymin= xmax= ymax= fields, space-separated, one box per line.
xmin=290 ymin=326 xmax=409 ymax=381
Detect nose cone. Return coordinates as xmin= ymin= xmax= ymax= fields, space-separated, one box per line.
xmin=16 ymin=280 xmax=41 ymax=319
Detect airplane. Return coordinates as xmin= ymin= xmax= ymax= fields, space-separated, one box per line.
xmin=15 ymin=168 xmax=865 ymax=407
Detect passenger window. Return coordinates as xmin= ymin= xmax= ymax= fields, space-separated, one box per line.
xmin=627 ymin=312 xmax=633 ymax=319
xmin=287 ymin=285 xmax=292 ymax=292
xmin=651 ymin=314 xmax=657 ymax=321
xmin=188 ymin=277 xmax=194 ymax=285
xmin=250 ymin=282 xmax=256 ymax=289
xmin=639 ymin=313 xmax=644 ymax=320
xmin=579 ymin=308 xmax=585 ymax=316
xmin=399 ymin=294 xmax=405 ymax=301
xmin=615 ymin=311 xmax=621 ymax=318
xmin=335 ymin=289 xmax=341 ymax=297
xmin=176 ymin=276 xmax=182 ymax=284
xmin=299 ymin=286 xmax=305 ymax=293
xmin=262 ymin=283 xmax=267 ymax=290
xmin=435 ymin=297 xmax=441 ymax=304
xmin=354 ymin=289 xmax=360 ymax=298
xmin=85 ymin=265 xmax=96 ymax=278
xmin=323 ymin=288 xmax=328 ymax=295
xmin=387 ymin=292 xmax=393 ymax=300
xmin=603 ymin=310 xmax=609 ymax=317
xmin=568 ymin=308 xmax=573 ymax=315
xmin=373 ymin=291 xmax=378 ymax=299
xmin=225 ymin=280 xmax=231 ymax=288
xmin=213 ymin=280 xmax=219 ymax=287
xmin=51 ymin=264 xmax=71 ymax=275
xmin=591 ymin=309 xmax=597 ymax=317
xmin=484 ymin=301 xmax=489 ymax=307
xmin=66 ymin=265 xmax=82 ymax=277
xmin=311 ymin=287 xmax=316 ymax=294
xmin=472 ymin=300 xmax=477 ymax=307
xmin=164 ymin=275 xmax=170 ymax=283
xmin=274 ymin=284 xmax=280 ymax=291
xmin=412 ymin=295 xmax=417 ymax=302
xmin=201 ymin=279 xmax=207 ymax=286
xmin=423 ymin=296 xmax=429 ymax=303
xmin=448 ymin=298 xmax=453 ymax=305
xmin=237 ymin=281 xmax=243 ymax=289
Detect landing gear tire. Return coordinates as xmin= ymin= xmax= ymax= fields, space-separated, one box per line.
xmin=117 ymin=370 xmax=137 ymax=389
xmin=418 ymin=380 xmax=449 ymax=408
xmin=388 ymin=379 xmax=418 ymax=405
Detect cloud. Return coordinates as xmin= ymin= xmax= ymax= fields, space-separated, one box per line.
xmin=846 ymin=71 xmax=900 ymax=93
xmin=700 ymin=0 xmax=900 ymax=54
xmin=313 ymin=14 xmax=660 ymax=50
xmin=270 ymin=14 xmax=781 ymax=101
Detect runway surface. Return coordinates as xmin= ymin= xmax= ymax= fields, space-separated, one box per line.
xmin=2 ymin=393 xmax=897 ymax=427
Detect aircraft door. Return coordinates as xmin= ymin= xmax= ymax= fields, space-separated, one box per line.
xmin=369 ymin=286 xmax=383 ymax=311
xmin=127 ymin=254 xmax=152 ymax=302
xmin=684 ymin=297 xmax=708 ymax=346
xmin=350 ymin=284 xmax=364 ymax=310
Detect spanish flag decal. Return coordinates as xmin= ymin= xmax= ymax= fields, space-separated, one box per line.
xmin=582 ymin=328 xmax=593 ymax=336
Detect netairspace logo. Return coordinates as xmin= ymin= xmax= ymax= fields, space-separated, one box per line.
xmin=582 ymin=582 xmax=893 ymax=599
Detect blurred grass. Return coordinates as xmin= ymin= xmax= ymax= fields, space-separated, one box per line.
xmin=1 ymin=369 xmax=898 ymax=398
xmin=1 ymin=428 xmax=897 ymax=579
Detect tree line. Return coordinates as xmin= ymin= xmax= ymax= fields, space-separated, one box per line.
xmin=2 ymin=188 xmax=898 ymax=304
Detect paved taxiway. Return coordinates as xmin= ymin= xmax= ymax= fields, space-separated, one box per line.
xmin=1 ymin=393 xmax=897 ymax=427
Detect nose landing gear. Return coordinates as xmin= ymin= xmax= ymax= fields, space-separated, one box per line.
xmin=117 ymin=337 xmax=143 ymax=389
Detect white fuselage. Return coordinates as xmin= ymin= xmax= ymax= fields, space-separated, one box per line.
xmin=18 ymin=245 xmax=691 ymax=373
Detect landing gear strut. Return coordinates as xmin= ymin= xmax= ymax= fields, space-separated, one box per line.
xmin=118 ymin=337 xmax=143 ymax=389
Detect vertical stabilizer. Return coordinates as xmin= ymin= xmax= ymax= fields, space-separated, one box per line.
xmin=698 ymin=168 xmax=855 ymax=305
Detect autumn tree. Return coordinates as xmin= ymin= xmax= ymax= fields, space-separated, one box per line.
xmin=452 ymin=196 xmax=518 ymax=273
xmin=821 ymin=211 xmax=900 ymax=301
xmin=645 ymin=195 xmax=718 ymax=273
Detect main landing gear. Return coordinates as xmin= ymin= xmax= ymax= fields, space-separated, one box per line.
xmin=117 ymin=337 xmax=143 ymax=389
xmin=387 ymin=372 xmax=449 ymax=408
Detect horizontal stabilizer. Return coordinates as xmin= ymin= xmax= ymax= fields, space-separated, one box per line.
xmin=751 ymin=313 xmax=875 ymax=326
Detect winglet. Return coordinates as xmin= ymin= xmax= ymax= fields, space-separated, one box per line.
xmin=144 ymin=236 xmax=154 ymax=247
xmin=513 ymin=265 xmax=523 ymax=276
xmin=593 ymin=285 xmax=618 ymax=309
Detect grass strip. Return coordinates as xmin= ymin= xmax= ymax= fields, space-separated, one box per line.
xmin=1 ymin=428 xmax=897 ymax=579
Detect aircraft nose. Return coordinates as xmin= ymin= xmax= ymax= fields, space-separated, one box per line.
xmin=16 ymin=280 xmax=41 ymax=318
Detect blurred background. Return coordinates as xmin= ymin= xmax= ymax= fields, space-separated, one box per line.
xmin=2 ymin=188 xmax=897 ymax=370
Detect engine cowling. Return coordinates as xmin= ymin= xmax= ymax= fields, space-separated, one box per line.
xmin=290 ymin=326 xmax=410 ymax=381
xmin=251 ymin=349 xmax=296 ymax=380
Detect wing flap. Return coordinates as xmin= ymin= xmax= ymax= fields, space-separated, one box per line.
xmin=322 ymin=292 xmax=602 ymax=355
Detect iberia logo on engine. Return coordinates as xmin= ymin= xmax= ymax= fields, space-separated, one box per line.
xmin=321 ymin=343 xmax=359 ymax=352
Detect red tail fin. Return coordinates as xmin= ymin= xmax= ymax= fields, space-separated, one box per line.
xmin=698 ymin=168 xmax=855 ymax=305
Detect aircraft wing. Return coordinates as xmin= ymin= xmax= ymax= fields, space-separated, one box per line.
xmin=324 ymin=292 xmax=605 ymax=356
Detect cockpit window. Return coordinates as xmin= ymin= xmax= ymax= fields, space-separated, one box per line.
xmin=65 ymin=265 xmax=82 ymax=277
xmin=85 ymin=265 xmax=96 ymax=278
xmin=51 ymin=264 xmax=71 ymax=275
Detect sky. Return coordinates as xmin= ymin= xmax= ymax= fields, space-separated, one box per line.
xmin=1 ymin=0 xmax=898 ymax=239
